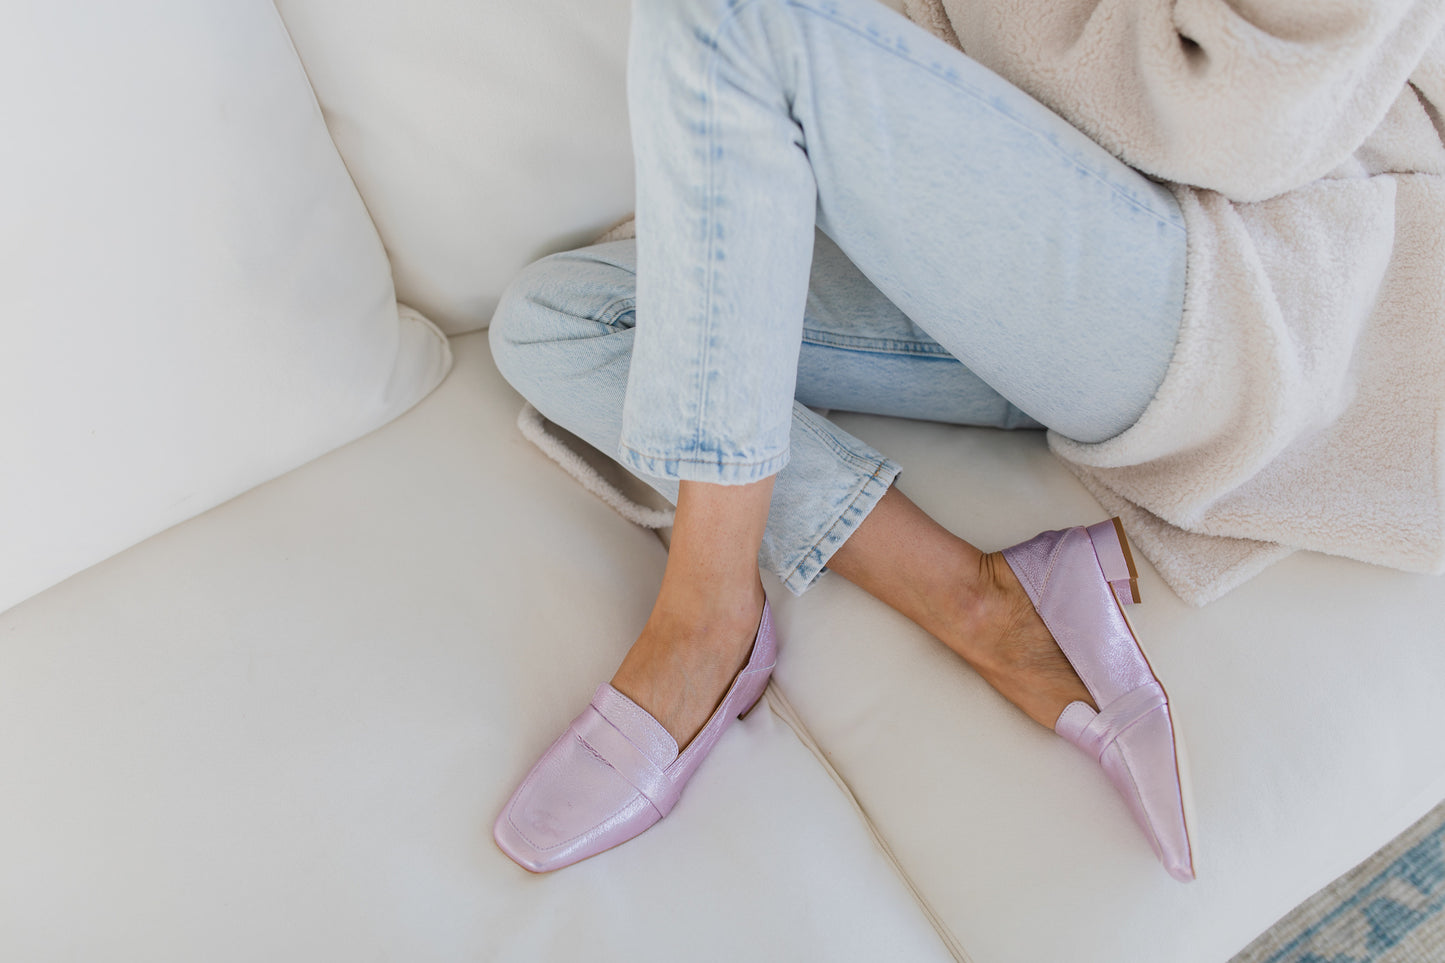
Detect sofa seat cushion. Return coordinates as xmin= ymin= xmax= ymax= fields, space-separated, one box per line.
xmin=0 ymin=333 xmax=953 ymax=962
xmin=0 ymin=0 xmax=451 ymax=614
xmin=767 ymin=410 xmax=1445 ymax=963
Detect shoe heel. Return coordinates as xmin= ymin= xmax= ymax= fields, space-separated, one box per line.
xmin=738 ymin=680 xmax=770 ymax=721
xmin=1086 ymin=517 xmax=1141 ymax=606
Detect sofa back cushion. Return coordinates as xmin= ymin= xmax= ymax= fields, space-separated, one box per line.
xmin=0 ymin=0 xmax=451 ymax=614
xmin=273 ymin=0 xmax=636 ymax=334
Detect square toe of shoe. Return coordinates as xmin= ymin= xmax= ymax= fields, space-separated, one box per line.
xmin=498 ymin=729 xmax=656 ymax=861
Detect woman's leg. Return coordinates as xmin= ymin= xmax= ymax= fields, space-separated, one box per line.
xmin=620 ymin=0 xmax=1185 ymax=473
xmin=494 ymin=0 xmax=1187 ymax=745
xmin=491 ymin=232 xmax=1107 ymax=739
xmin=491 ymin=232 xmax=1039 ymax=593
xmin=825 ymin=485 xmax=1095 ymax=728
xmin=610 ymin=477 xmax=773 ymax=747
xmin=492 ymin=235 xmax=1050 ymax=742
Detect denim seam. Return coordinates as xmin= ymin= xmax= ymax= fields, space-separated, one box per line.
xmin=784 ymin=0 xmax=1187 ymax=234
xmin=595 ymin=296 xmax=636 ymax=328
xmin=682 ymin=0 xmax=798 ymax=465
xmin=618 ymin=440 xmax=791 ymax=475
xmin=781 ymin=457 xmax=900 ymax=594
xmin=801 ymin=327 xmax=955 ymax=357
xmin=791 ymin=408 xmax=896 ymax=475
xmin=690 ymin=0 xmax=752 ymax=457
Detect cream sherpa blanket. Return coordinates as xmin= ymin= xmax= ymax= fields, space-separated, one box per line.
xmin=900 ymin=0 xmax=1445 ymax=603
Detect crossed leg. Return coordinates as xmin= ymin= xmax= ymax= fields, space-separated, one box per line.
xmin=612 ymin=476 xmax=1094 ymax=749
xmin=493 ymin=0 xmax=1185 ymax=747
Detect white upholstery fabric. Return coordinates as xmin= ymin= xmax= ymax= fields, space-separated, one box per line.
xmin=273 ymin=0 xmax=638 ymax=335
xmin=768 ymin=410 xmax=1445 ymax=963
xmin=11 ymin=2 xmax=1443 ymax=958
xmin=0 ymin=0 xmax=451 ymax=614
xmin=0 ymin=334 xmax=953 ymax=963
xmin=272 ymin=0 xmax=913 ymax=337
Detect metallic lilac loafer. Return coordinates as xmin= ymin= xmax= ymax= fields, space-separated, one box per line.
xmin=1002 ymin=518 xmax=1197 ymax=882
xmin=493 ymin=601 xmax=778 ymax=872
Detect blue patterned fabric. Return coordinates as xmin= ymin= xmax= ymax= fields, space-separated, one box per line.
xmin=1261 ymin=819 xmax=1445 ymax=963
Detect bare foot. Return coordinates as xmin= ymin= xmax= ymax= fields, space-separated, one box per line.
xmin=824 ymin=487 xmax=1094 ymax=731
xmin=609 ymin=579 xmax=766 ymax=749
xmin=952 ymin=552 xmax=1096 ymax=729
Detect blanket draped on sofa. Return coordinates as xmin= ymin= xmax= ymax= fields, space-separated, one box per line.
xmin=898 ymin=0 xmax=1445 ymax=603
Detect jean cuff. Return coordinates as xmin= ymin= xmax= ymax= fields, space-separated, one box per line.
xmin=618 ymin=443 xmax=791 ymax=486
xmin=778 ymin=455 xmax=902 ymax=596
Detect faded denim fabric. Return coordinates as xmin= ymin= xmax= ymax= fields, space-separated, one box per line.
xmin=490 ymin=0 xmax=1186 ymax=594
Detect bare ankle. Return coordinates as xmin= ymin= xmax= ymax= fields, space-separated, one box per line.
xmin=936 ymin=551 xmax=1021 ymax=670
xmin=650 ymin=575 xmax=765 ymax=642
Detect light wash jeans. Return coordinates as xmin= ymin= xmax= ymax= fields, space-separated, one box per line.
xmin=490 ymin=0 xmax=1187 ymax=595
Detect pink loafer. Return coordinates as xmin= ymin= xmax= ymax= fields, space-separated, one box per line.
xmin=493 ymin=601 xmax=778 ymax=872
xmin=1002 ymin=518 xmax=1197 ymax=882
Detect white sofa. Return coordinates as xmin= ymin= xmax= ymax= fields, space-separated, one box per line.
xmin=4 ymin=2 xmax=1443 ymax=960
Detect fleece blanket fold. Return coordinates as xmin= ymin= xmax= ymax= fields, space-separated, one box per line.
xmin=902 ymin=0 xmax=1445 ymax=603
